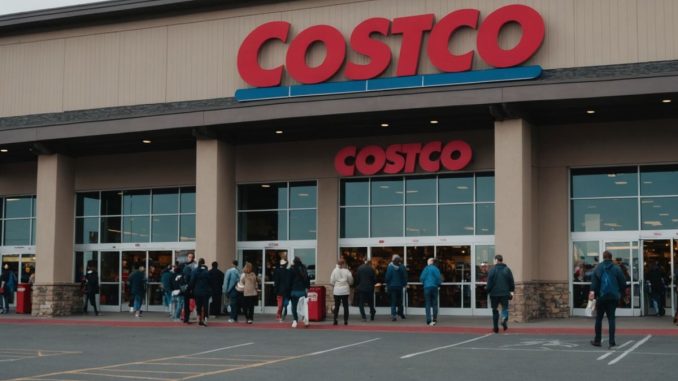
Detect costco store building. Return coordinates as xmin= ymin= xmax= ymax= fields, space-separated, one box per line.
xmin=1 ymin=0 xmax=677 ymax=320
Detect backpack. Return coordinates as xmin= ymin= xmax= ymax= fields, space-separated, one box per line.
xmin=599 ymin=268 xmax=616 ymax=300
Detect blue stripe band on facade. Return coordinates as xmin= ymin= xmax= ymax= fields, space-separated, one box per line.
xmin=235 ymin=66 xmax=542 ymax=102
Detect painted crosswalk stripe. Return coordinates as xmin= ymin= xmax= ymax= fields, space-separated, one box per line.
xmin=401 ymin=334 xmax=492 ymax=359
xmin=608 ymin=335 xmax=652 ymax=365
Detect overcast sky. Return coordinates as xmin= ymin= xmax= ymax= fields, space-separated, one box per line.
xmin=0 ymin=0 xmax=112 ymax=16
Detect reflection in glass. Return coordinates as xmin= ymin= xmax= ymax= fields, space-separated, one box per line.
xmin=371 ymin=177 xmax=403 ymax=205
xmin=476 ymin=174 xmax=495 ymax=202
xmin=290 ymin=182 xmax=316 ymax=208
xmin=340 ymin=207 xmax=368 ymax=238
xmin=3 ymin=219 xmax=30 ymax=245
xmin=571 ymin=167 xmax=637 ymax=198
xmin=76 ymin=192 xmax=100 ymax=216
xmin=571 ymin=198 xmax=638 ymax=232
xmin=152 ymin=189 xmax=178 ymax=214
xmin=148 ymin=284 xmax=164 ymax=306
xmin=341 ymin=179 xmax=368 ymax=206
xmin=4 ymin=196 xmax=32 ymax=218
xmin=371 ymin=206 xmax=402 ymax=237
xmin=123 ymin=190 xmax=150 ymax=215
xmin=640 ymin=165 xmax=678 ymax=196
xmin=74 ymin=251 xmax=97 ymax=283
xmin=476 ymin=203 xmax=495 ymax=235
xmin=289 ymin=210 xmax=316 ymax=240
xmin=572 ymin=241 xmax=599 ymax=282
xmin=238 ymin=183 xmax=287 ymax=210
xmin=99 ymin=284 xmax=119 ymax=306
xmin=101 ymin=191 xmax=122 ymax=216
xmin=238 ymin=211 xmax=287 ymax=241
xmin=405 ymin=176 xmax=435 ymax=204
xmin=572 ymin=284 xmax=591 ymax=309
xmin=152 ymin=215 xmax=178 ymax=242
xmin=406 ymin=246 xmax=432 ymax=283
xmin=100 ymin=251 xmax=120 ymax=282
xmin=31 ymin=218 xmax=36 ymax=245
xmin=405 ymin=206 xmax=435 ymax=236
xmin=641 ymin=197 xmax=678 ymax=230
xmin=101 ymin=217 xmax=121 ymax=243
xmin=180 ymin=215 xmax=196 ymax=242
xmin=439 ymin=175 xmax=473 ymax=203
xmin=180 ymin=187 xmax=196 ymax=213
xmin=75 ymin=217 xmax=99 ymax=244
xmin=438 ymin=204 xmax=473 ymax=235
xmin=407 ymin=284 xmax=424 ymax=308
xmin=122 ymin=216 xmax=150 ymax=243
xmin=437 ymin=246 xmax=471 ymax=284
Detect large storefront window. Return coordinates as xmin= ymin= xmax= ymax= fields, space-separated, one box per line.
xmin=340 ymin=173 xmax=495 ymax=238
xmin=75 ymin=187 xmax=195 ymax=244
xmin=1 ymin=196 xmax=36 ymax=246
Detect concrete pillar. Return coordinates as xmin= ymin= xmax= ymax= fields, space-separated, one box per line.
xmin=494 ymin=118 xmax=538 ymax=321
xmin=33 ymin=154 xmax=79 ymax=316
xmin=196 ymin=139 xmax=235 ymax=267
xmin=316 ymin=177 xmax=339 ymax=284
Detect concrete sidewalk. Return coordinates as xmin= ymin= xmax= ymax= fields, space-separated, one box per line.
xmin=2 ymin=310 xmax=677 ymax=335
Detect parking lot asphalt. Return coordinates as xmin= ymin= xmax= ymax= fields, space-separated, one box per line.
xmin=1 ymin=312 xmax=677 ymax=381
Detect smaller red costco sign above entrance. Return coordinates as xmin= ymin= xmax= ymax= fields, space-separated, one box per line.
xmin=335 ymin=141 xmax=472 ymax=176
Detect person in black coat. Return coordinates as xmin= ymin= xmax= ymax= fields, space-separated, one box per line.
xmin=273 ymin=259 xmax=292 ymax=321
xmin=355 ymin=259 xmax=377 ymax=321
xmin=487 ymin=254 xmax=515 ymax=333
xmin=208 ymin=262 xmax=225 ymax=317
xmin=128 ymin=266 xmax=147 ymax=318
xmin=83 ymin=263 xmax=100 ymax=316
xmin=181 ymin=252 xmax=197 ymax=324
xmin=289 ymin=257 xmax=311 ymax=328
xmin=190 ymin=258 xmax=212 ymax=326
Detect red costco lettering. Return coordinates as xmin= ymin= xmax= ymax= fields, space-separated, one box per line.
xmin=335 ymin=141 xmax=472 ymax=176
xmin=238 ymin=4 xmax=545 ymax=87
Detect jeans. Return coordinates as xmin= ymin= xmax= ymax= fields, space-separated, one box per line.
xmin=133 ymin=294 xmax=143 ymax=312
xmin=163 ymin=291 xmax=172 ymax=309
xmin=276 ymin=295 xmax=290 ymax=320
xmin=333 ymin=295 xmax=349 ymax=323
xmin=290 ymin=289 xmax=307 ymax=322
xmin=172 ymin=294 xmax=184 ymax=320
xmin=1 ymin=292 xmax=10 ymax=311
xmin=389 ymin=287 xmax=404 ymax=318
xmin=490 ymin=295 xmax=510 ymax=329
xmin=358 ymin=290 xmax=375 ymax=320
xmin=594 ymin=298 xmax=618 ymax=344
xmin=228 ymin=289 xmax=240 ymax=321
xmin=84 ymin=292 xmax=98 ymax=314
xmin=424 ymin=287 xmax=439 ymax=324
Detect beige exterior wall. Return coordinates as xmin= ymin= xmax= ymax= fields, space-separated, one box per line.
xmin=2 ymin=0 xmax=678 ymax=117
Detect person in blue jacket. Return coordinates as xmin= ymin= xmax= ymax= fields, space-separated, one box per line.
xmin=589 ymin=250 xmax=627 ymax=349
xmin=420 ymin=258 xmax=442 ymax=326
xmin=385 ymin=255 xmax=408 ymax=321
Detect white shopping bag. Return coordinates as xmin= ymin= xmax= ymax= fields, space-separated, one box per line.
xmin=296 ymin=296 xmax=309 ymax=324
xmin=585 ymin=299 xmax=596 ymax=317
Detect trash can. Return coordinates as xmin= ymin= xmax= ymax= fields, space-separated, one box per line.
xmin=15 ymin=283 xmax=32 ymax=314
xmin=307 ymin=286 xmax=326 ymax=321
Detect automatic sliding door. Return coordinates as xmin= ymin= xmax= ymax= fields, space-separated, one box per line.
xmin=100 ymin=251 xmax=120 ymax=309
xmin=405 ymin=246 xmax=432 ymax=311
xmin=264 ymin=249 xmax=287 ymax=309
xmin=605 ymin=241 xmax=639 ymax=316
xmin=437 ymin=246 xmax=471 ymax=310
xmin=121 ymin=251 xmax=145 ymax=312
xmin=239 ymin=249 xmax=263 ymax=308
xmin=371 ymin=247 xmax=403 ymax=307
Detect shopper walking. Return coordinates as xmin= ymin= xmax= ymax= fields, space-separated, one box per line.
xmin=0 ymin=264 xmax=17 ymax=314
xmin=208 ymin=261 xmax=224 ymax=318
xmin=181 ymin=252 xmax=198 ymax=324
xmin=330 ymin=259 xmax=353 ymax=325
xmin=170 ymin=263 xmax=186 ymax=322
xmin=82 ymin=263 xmax=100 ymax=316
xmin=222 ymin=260 xmax=241 ymax=323
xmin=420 ymin=258 xmax=442 ymax=326
xmin=190 ymin=258 xmax=212 ymax=326
xmin=240 ymin=262 xmax=259 ymax=324
xmin=355 ymin=259 xmax=377 ymax=321
xmin=385 ymin=255 xmax=407 ymax=321
xmin=487 ymin=254 xmax=515 ymax=333
xmin=273 ymin=259 xmax=292 ymax=322
xmin=589 ymin=250 xmax=627 ymax=349
xmin=160 ymin=264 xmax=173 ymax=316
xmin=290 ymin=257 xmax=311 ymax=328
xmin=128 ymin=266 xmax=147 ymax=318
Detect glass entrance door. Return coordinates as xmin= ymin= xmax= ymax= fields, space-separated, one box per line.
xmin=605 ymin=241 xmax=640 ymax=317
xmin=641 ymin=240 xmax=674 ymax=317
xmin=437 ymin=246 xmax=472 ymax=312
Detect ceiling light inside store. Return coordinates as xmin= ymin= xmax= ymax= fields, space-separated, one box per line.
xmin=614 ymin=181 xmax=627 ymax=185
xmin=586 ymin=110 xmax=595 ymax=114
xmin=380 ymin=123 xmax=389 ymax=127
xmin=275 ymin=130 xmax=283 ymax=134
xmin=0 ymin=149 xmax=7 ymax=153
xmin=430 ymin=120 xmax=439 ymax=124
xmin=142 ymin=139 xmax=152 ymax=144
xmin=261 ymin=184 xmax=271 ymax=188
xmin=662 ymin=99 xmax=672 ymax=103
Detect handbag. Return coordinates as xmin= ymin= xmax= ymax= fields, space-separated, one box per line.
xmin=235 ymin=280 xmax=245 ymax=292
xmin=585 ymin=299 xmax=596 ymax=317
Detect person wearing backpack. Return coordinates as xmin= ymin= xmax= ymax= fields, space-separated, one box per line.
xmin=589 ymin=250 xmax=627 ymax=349
xmin=1 ymin=264 xmax=18 ymax=313
xmin=487 ymin=254 xmax=515 ymax=333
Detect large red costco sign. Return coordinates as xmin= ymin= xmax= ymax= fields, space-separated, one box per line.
xmin=335 ymin=141 xmax=473 ymax=176
xmin=237 ymin=4 xmax=544 ymax=87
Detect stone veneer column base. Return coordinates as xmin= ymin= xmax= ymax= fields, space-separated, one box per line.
xmin=510 ymin=281 xmax=570 ymax=322
xmin=31 ymin=283 xmax=82 ymax=317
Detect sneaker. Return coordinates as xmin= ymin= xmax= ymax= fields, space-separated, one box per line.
xmin=391 ymin=316 xmax=397 ymax=322
xmin=199 ymin=321 xmax=206 ymax=327
xmin=502 ymin=318 xmax=508 ymax=331
xmin=247 ymin=320 xmax=253 ymax=324
xmin=228 ymin=319 xmax=235 ymax=323
xmin=304 ymin=322 xmax=309 ymax=328
xmin=429 ymin=321 xmax=436 ymax=327
xmin=608 ymin=342 xmax=616 ymax=349
xmin=399 ymin=315 xmax=406 ymax=320
xmin=493 ymin=327 xmax=499 ymax=334
xmin=292 ymin=320 xmax=298 ymax=328
xmin=590 ymin=340 xmax=601 ymax=347
xmin=130 ymin=307 xmax=134 ymax=313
